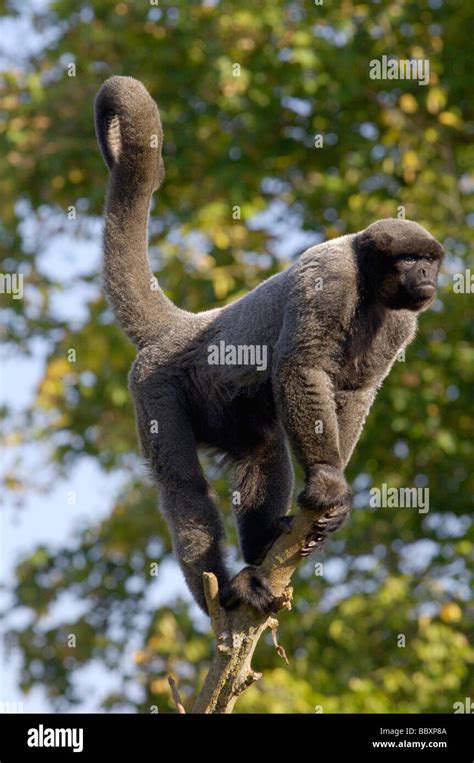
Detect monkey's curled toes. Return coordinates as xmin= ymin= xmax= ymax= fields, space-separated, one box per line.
xmin=220 ymin=566 xmax=280 ymax=615
xmin=298 ymin=465 xmax=352 ymax=513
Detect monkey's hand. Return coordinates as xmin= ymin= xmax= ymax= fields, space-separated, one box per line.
xmin=298 ymin=464 xmax=352 ymax=513
xmin=220 ymin=566 xmax=281 ymax=615
xmin=297 ymin=466 xmax=352 ymax=557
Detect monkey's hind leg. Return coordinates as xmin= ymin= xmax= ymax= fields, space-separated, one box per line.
xmin=231 ymin=424 xmax=294 ymax=565
xmin=135 ymin=384 xmax=230 ymax=614
xmin=221 ymin=425 xmax=294 ymax=613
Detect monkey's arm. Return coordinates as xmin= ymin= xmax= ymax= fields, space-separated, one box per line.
xmin=278 ymin=363 xmax=343 ymax=468
xmin=335 ymin=386 xmax=377 ymax=468
xmin=275 ymin=360 xmax=351 ymax=511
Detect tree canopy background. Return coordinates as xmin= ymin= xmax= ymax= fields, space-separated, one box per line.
xmin=1 ymin=0 xmax=473 ymax=713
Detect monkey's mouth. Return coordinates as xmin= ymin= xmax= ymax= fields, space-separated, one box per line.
xmin=413 ymin=282 xmax=436 ymax=299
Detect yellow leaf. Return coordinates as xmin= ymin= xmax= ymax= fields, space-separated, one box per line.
xmin=52 ymin=176 xmax=65 ymax=189
xmin=212 ymin=268 xmax=234 ymax=298
xmin=440 ymin=602 xmax=461 ymax=623
xmin=399 ymin=94 xmax=418 ymax=113
xmin=426 ymin=87 xmax=446 ymax=114
xmin=418 ymin=614 xmax=431 ymax=629
xmin=69 ymin=169 xmax=84 ymax=184
xmin=6 ymin=432 xmax=22 ymax=445
xmin=4 ymin=475 xmax=23 ymax=491
xmin=329 ymin=619 xmax=344 ymax=638
xmin=402 ymin=151 xmax=420 ymax=171
xmin=48 ymin=358 xmax=71 ymax=378
xmin=424 ymin=127 xmax=438 ymax=143
xmin=348 ymin=194 xmax=363 ymax=211
xmin=438 ymin=111 xmax=463 ymax=129
xmin=213 ymin=228 xmax=230 ymax=249
xmin=150 ymin=678 xmax=169 ymax=694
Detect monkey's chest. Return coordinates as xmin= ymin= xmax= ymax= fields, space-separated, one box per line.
xmin=337 ymin=355 xmax=386 ymax=389
xmin=336 ymin=325 xmax=405 ymax=389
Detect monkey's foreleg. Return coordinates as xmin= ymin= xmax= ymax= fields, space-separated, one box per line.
xmin=275 ymin=364 xmax=351 ymax=511
xmin=335 ymin=387 xmax=377 ymax=467
xmin=298 ymin=387 xmax=379 ymax=554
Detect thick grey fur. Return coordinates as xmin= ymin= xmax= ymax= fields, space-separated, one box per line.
xmin=94 ymin=76 xmax=444 ymax=614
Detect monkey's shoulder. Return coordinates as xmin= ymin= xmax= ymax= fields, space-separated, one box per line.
xmin=280 ymin=243 xmax=359 ymax=339
xmin=293 ymin=237 xmax=358 ymax=289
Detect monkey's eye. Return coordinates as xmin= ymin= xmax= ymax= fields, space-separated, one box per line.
xmin=402 ymin=255 xmax=417 ymax=263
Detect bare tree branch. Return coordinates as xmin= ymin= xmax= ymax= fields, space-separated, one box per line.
xmin=168 ymin=674 xmax=186 ymax=714
xmin=191 ymin=507 xmax=331 ymax=713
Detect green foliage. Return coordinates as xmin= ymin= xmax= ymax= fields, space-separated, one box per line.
xmin=1 ymin=0 xmax=473 ymax=712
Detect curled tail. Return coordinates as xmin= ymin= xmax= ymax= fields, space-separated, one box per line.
xmin=95 ymin=76 xmax=175 ymax=348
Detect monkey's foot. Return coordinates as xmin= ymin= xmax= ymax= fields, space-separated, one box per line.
xmin=278 ymin=515 xmax=294 ymax=534
xmin=220 ymin=566 xmax=281 ymax=615
xmin=249 ymin=515 xmax=295 ymax=566
xmin=300 ymin=502 xmax=352 ymax=557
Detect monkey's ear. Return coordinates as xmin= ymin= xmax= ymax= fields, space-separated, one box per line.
xmin=94 ymin=76 xmax=164 ymax=188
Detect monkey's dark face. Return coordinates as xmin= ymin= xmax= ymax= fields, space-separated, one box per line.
xmin=356 ymin=219 xmax=444 ymax=313
xmin=381 ymin=249 xmax=443 ymax=311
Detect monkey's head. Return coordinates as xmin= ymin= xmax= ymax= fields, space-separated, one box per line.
xmin=355 ymin=219 xmax=444 ymax=312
